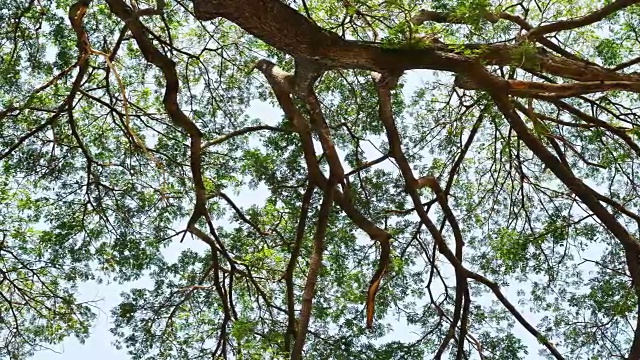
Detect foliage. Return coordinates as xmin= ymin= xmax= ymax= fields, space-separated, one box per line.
xmin=2 ymin=0 xmax=640 ymax=359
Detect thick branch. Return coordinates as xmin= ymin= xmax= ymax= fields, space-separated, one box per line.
xmin=526 ymin=0 xmax=640 ymax=39
xmin=193 ymin=0 xmax=639 ymax=86
xmin=291 ymin=187 xmax=334 ymax=360
xmin=284 ymin=183 xmax=314 ymax=354
xmin=465 ymin=65 xmax=640 ymax=359
xmin=255 ymin=59 xmax=391 ymax=329
xmin=373 ymin=72 xmax=470 ymax=359
xmin=106 ymin=0 xmax=209 ymax=231
xmin=193 ymin=0 xmax=479 ymax=73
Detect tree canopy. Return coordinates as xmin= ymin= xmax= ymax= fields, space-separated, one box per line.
xmin=3 ymin=0 xmax=640 ymax=359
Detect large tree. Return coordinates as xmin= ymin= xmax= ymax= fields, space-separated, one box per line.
xmin=2 ymin=0 xmax=640 ymax=358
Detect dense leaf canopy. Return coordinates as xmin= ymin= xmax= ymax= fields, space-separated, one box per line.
xmin=3 ymin=0 xmax=640 ymax=359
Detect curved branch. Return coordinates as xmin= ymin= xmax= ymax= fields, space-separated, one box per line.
xmin=526 ymin=0 xmax=640 ymax=39
xmin=255 ymin=59 xmax=391 ymax=329
xmin=105 ymin=0 xmax=209 ymax=232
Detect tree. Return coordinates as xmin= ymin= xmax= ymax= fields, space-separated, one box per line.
xmin=2 ymin=0 xmax=640 ymax=358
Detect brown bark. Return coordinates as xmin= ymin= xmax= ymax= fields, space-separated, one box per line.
xmin=193 ymin=0 xmax=640 ymax=87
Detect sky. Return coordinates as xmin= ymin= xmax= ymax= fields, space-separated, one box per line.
xmin=29 ymin=70 xmax=581 ymax=360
